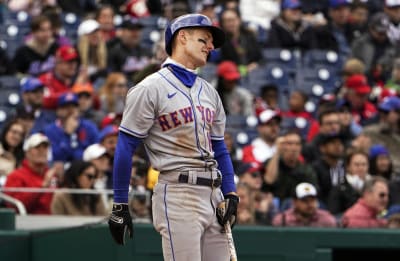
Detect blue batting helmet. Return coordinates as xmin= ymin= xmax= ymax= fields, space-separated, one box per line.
xmin=164 ymin=14 xmax=225 ymax=55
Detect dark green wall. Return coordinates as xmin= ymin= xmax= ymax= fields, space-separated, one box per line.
xmin=2 ymin=224 xmax=400 ymax=261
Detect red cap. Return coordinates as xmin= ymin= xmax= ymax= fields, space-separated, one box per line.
xmin=217 ymin=61 xmax=241 ymax=81
xmin=56 ymin=46 xmax=79 ymax=62
xmin=345 ymin=74 xmax=371 ymax=94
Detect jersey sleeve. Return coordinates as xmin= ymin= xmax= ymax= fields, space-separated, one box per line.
xmin=119 ymin=82 xmax=156 ymax=138
xmin=210 ymin=87 xmax=225 ymax=141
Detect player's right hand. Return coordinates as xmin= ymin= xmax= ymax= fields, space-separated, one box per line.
xmin=108 ymin=203 xmax=133 ymax=245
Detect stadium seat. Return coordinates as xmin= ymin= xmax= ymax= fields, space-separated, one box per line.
xmin=302 ymin=49 xmax=344 ymax=72
xmin=0 ymin=75 xmax=20 ymax=89
xmin=280 ymin=116 xmax=311 ymax=140
xmin=198 ymin=63 xmax=217 ymax=83
xmin=262 ymin=48 xmax=298 ymax=72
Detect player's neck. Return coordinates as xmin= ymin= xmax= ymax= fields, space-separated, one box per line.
xmin=170 ymin=53 xmax=197 ymax=70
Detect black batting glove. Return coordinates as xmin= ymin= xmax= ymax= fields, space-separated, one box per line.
xmin=108 ymin=203 xmax=133 ymax=245
xmin=217 ymin=194 xmax=239 ymax=228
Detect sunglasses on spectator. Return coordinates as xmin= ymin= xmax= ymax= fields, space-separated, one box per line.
xmin=84 ymin=173 xmax=97 ymax=180
xmin=78 ymin=92 xmax=92 ymax=99
xmin=379 ymin=192 xmax=388 ymax=199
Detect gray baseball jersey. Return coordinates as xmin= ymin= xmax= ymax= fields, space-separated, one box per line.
xmin=119 ymin=66 xmax=226 ymax=172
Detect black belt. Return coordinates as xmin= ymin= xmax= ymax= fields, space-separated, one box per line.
xmin=178 ymin=173 xmax=222 ymax=188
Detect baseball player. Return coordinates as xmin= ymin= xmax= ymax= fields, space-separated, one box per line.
xmin=108 ymin=14 xmax=239 ymax=261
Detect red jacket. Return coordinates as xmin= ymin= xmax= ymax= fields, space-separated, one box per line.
xmin=342 ymin=199 xmax=387 ymax=228
xmin=39 ymin=72 xmax=72 ymax=109
xmin=4 ymin=160 xmax=54 ymax=214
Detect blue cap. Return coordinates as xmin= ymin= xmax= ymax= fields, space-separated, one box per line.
xmin=58 ymin=92 xmax=78 ymax=107
xmin=281 ymin=0 xmax=301 ymax=9
xmin=369 ymin=145 xmax=389 ymax=158
xmin=21 ymin=77 xmax=44 ymax=93
xmin=378 ymin=96 xmax=400 ymax=112
xmin=99 ymin=125 xmax=119 ymax=141
xmin=329 ymin=0 xmax=350 ymax=8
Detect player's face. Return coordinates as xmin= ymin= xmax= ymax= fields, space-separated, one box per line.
xmin=184 ymin=28 xmax=214 ymax=69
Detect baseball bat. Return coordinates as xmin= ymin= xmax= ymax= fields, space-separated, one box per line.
xmin=218 ymin=202 xmax=238 ymax=261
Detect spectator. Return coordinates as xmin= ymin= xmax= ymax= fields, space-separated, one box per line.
xmin=236 ymin=182 xmax=256 ymax=225
xmin=266 ymin=0 xmax=317 ymax=51
xmin=384 ymin=0 xmax=400 ymax=45
xmin=13 ymin=15 xmax=58 ymax=76
xmin=95 ymin=5 xmax=116 ymax=42
xmin=385 ymin=58 xmax=400 ymax=93
xmin=263 ymin=130 xmax=318 ymax=202
xmin=0 ymin=47 xmax=15 ymax=75
xmin=242 ymin=109 xmax=281 ymax=167
xmin=239 ymin=0 xmax=281 ymax=30
xmin=51 ymin=160 xmax=108 ymax=216
xmin=236 ymin=163 xmax=263 ymax=192
xmin=312 ymin=133 xmax=346 ymax=206
xmin=347 ymin=1 xmax=369 ymax=43
xmin=303 ymin=108 xmax=342 ymax=162
xmin=39 ymin=45 xmax=80 ymax=109
xmin=43 ymin=93 xmax=99 ymax=163
xmin=351 ymin=12 xmax=393 ymax=81
xmin=98 ymin=72 xmax=128 ymax=115
xmin=369 ymin=145 xmax=394 ymax=180
xmin=315 ymin=0 xmax=352 ymax=57
xmin=99 ymin=124 xmax=118 ymax=159
xmin=328 ymin=150 xmax=371 ymax=215
xmin=341 ymin=58 xmax=366 ymax=84
xmin=77 ymin=19 xmax=108 ymax=82
xmin=83 ymin=143 xmax=111 ymax=191
xmin=363 ymin=96 xmax=400 ymax=175
xmin=348 ymin=132 xmax=372 ymax=154
xmin=223 ymin=131 xmax=242 ymax=174
xmin=215 ymin=61 xmax=254 ymax=116
xmin=71 ymin=82 xmax=102 ymax=124
xmin=197 ymin=0 xmax=218 ymax=25
xmin=336 ymin=103 xmax=363 ymax=140
xmin=8 ymin=0 xmax=56 ymax=17
xmin=107 ymin=19 xmax=152 ymax=80
xmin=338 ymin=74 xmax=378 ymax=126
xmin=16 ymin=77 xmax=56 ymax=134
xmin=219 ymin=8 xmax=262 ymax=72
xmin=387 ymin=213 xmax=400 ymax=228
xmin=254 ymin=84 xmax=279 ymax=115
xmin=129 ymin=159 xmax=151 ymax=221
xmin=282 ymin=90 xmax=314 ymax=120
xmin=0 ymin=120 xmax=26 ymax=181
xmin=41 ymin=5 xmax=71 ymax=47
xmin=4 ymin=133 xmax=63 ymax=214
xmin=57 ymin=0 xmax=97 ymax=17
xmin=272 ymin=182 xmax=337 ymax=227
xmin=342 ymin=176 xmax=389 ymax=228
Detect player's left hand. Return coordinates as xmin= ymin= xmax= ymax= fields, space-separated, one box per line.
xmin=217 ymin=194 xmax=239 ymax=228
xmin=108 ymin=203 xmax=133 ymax=245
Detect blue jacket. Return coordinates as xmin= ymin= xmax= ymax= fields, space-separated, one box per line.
xmin=43 ymin=119 xmax=99 ymax=162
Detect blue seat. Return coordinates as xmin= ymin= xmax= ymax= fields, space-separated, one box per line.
xmin=265 ymin=63 xmax=291 ymax=91
xmin=0 ymin=75 xmax=20 ymax=89
xmin=226 ymin=115 xmax=248 ymax=130
xmin=0 ymin=106 xmax=15 ymax=132
xmin=302 ymin=49 xmax=344 ymax=72
xmin=262 ymin=48 xmax=298 ymax=72
xmin=296 ymin=66 xmax=340 ymax=94
xmin=280 ymin=116 xmax=311 ymax=141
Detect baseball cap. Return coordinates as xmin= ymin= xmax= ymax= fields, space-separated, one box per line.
xmin=23 ymin=133 xmax=50 ymax=151
xmin=295 ymin=182 xmax=317 ymax=199
xmin=83 ymin=143 xmax=107 ymax=161
xmin=318 ymin=132 xmax=345 ymax=146
xmin=378 ymin=96 xmax=400 ymax=112
xmin=258 ymin=109 xmax=281 ymax=125
xmin=58 ymin=92 xmax=78 ymax=107
xmin=72 ymin=82 xmax=94 ymax=95
xmin=329 ymin=0 xmax=350 ymax=8
xmin=119 ymin=19 xmax=144 ymax=30
xmin=99 ymin=125 xmax=119 ymax=141
xmin=236 ymin=162 xmax=261 ymax=177
xmin=217 ymin=61 xmax=241 ymax=81
xmin=345 ymin=74 xmax=371 ymax=94
xmin=20 ymin=77 xmax=44 ymax=93
xmin=281 ymin=0 xmax=302 ymax=9
xmin=369 ymin=12 xmax=390 ymax=33
xmin=386 ymin=0 xmax=400 ymax=7
xmin=56 ymin=46 xmax=79 ymax=62
xmin=77 ymin=19 xmax=100 ymax=36
xmin=369 ymin=145 xmax=389 ymax=158
xmin=101 ymin=113 xmax=123 ymax=129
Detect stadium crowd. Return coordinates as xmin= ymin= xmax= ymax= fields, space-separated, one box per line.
xmin=1 ymin=0 xmax=400 ymax=229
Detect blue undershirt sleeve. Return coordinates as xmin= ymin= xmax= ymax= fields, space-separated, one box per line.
xmin=212 ymin=139 xmax=236 ymax=195
xmin=113 ymin=131 xmax=142 ymax=203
